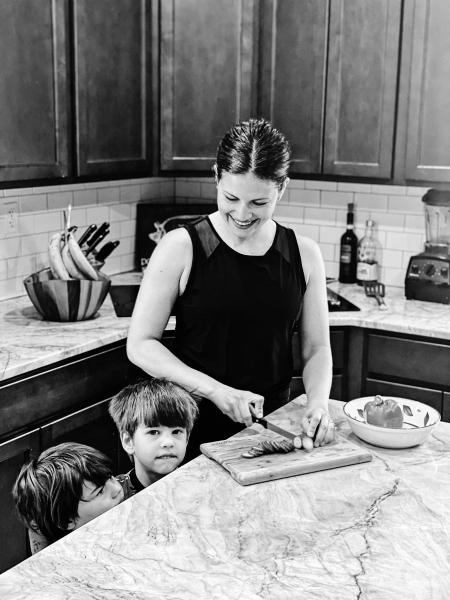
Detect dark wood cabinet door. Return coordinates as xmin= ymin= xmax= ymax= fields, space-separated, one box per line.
xmin=258 ymin=0 xmax=328 ymax=175
xmin=323 ymin=0 xmax=401 ymax=178
xmin=364 ymin=378 xmax=443 ymax=415
xmin=0 ymin=429 xmax=40 ymax=574
xmin=73 ymin=0 xmax=154 ymax=177
xmin=40 ymin=398 xmax=119 ymax=472
xmin=0 ymin=0 xmax=70 ymax=182
xmin=400 ymin=0 xmax=450 ymax=182
xmin=160 ymin=0 xmax=258 ymax=171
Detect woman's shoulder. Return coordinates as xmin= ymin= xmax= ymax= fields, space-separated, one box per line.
xmin=292 ymin=234 xmax=324 ymax=284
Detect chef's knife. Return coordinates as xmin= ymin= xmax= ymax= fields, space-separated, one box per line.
xmin=78 ymin=224 xmax=97 ymax=246
xmin=251 ymin=415 xmax=301 ymax=442
xmin=95 ymin=240 xmax=120 ymax=262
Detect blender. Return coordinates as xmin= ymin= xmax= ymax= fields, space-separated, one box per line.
xmin=405 ymin=189 xmax=450 ymax=304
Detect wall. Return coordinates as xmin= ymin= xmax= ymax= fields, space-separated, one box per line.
xmin=0 ymin=178 xmax=174 ymax=301
xmin=174 ymin=177 xmax=430 ymax=288
xmin=0 ymin=175 xmax=430 ymax=302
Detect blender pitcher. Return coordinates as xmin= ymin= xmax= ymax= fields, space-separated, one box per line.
xmin=423 ymin=190 xmax=450 ymax=256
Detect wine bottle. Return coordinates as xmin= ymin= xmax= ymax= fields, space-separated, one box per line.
xmin=356 ymin=219 xmax=380 ymax=285
xmin=339 ymin=203 xmax=358 ymax=283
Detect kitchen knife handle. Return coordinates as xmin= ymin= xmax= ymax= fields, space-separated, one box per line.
xmin=78 ymin=224 xmax=97 ymax=246
xmin=85 ymin=228 xmax=110 ymax=255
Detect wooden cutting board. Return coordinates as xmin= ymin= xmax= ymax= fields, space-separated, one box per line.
xmin=200 ymin=431 xmax=372 ymax=486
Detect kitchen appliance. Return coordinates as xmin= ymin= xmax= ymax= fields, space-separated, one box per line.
xmin=405 ymin=190 xmax=450 ymax=304
xmin=200 ymin=432 xmax=372 ymax=486
xmin=136 ymin=202 xmax=217 ymax=270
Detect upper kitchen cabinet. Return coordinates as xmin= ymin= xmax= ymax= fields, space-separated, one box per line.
xmin=258 ymin=0 xmax=328 ymax=174
xmin=323 ymin=0 xmax=401 ymax=178
xmin=396 ymin=0 xmax=450 ymax=183
xmin=0 ymin=0 xmax=70 ymax=182
xmin=160 ymin=0 xmax=258 ymax=171
xmin=258 ymin=0 xmax=401 ymax=179
xmin=73 ymin=0 xmax=155 ymax=177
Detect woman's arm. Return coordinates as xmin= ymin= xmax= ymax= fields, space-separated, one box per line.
xmin=297 ymin=236 xmax=334 ymax=444
xmin=126 ymin=229 xmax=263 ymax=426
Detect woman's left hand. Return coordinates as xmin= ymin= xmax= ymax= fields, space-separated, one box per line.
xmin=301 ymin=407 xmax=335 ymax=447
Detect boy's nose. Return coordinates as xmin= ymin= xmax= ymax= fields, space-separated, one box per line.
xmin=160 ymin=434 xmax=174 ymax=447
xmin=110 ymin=477 xmax=123 ymax=499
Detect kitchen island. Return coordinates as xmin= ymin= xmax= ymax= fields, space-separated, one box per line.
xmin=0 ymin=397 xmax=449 ymax=599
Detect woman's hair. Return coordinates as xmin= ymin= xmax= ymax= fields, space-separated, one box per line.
xmin=108 ymin=378 xmax=199 ymax=438
xmin=215 ymin=118 xmax=291 ymax=188
xmin=12 ymin=443 xmax=113 ymax=543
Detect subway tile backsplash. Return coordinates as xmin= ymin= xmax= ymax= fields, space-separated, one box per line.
xmin=0 ymin=178 xmax=174 ymax=301
xmin=0 ymin=175 xmax=429 ymax=301
xmin=175 ymin=177 xmax=429 ymax=289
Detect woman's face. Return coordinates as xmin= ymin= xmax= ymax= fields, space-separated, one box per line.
xmin=216 ymin=171 xmax=284 ymax=239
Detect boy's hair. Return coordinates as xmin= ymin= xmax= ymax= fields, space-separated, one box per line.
xmin=12 ymin=442 xmax=113 ymax=543
xmin=108 ymin=378 xmax=199 ymax=438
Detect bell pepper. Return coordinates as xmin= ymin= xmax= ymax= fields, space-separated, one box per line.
xmin=363 ymin=395 xmax=404 ymax=429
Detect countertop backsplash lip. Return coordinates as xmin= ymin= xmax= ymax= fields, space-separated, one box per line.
xmin=1 ymin=277 xmax=449 ymax=383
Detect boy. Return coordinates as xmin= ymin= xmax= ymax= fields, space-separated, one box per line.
xmin=13 ymin=442 xmax=125 ymax=554
xmin=108 ymin=378 xmax=199 ymax=496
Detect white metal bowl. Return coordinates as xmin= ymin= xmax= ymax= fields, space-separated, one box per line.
xmin=343 ymin=396 xmax=441 ymax=449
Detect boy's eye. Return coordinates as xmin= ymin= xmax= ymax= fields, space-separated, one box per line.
xmin=147 ymin=429 xmax=160 ymax=436
xmin=172 ymin=428 xmax=185 ymax=436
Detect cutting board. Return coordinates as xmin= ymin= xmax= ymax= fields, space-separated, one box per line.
xmin=200 ymin=432 xmax=372 ymax=486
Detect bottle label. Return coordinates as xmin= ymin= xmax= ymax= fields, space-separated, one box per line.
xmin=357 ymin=262 xmax=378 ymax=281
xmin=340 ymin=244 xmax=351 ymax=264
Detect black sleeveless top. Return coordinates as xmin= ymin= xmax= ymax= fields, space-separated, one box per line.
xmin=174 ymin=217 xmax=306 ymax=413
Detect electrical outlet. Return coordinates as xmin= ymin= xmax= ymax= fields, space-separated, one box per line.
xmin=5 ymin=201 xmax=18 ymax=234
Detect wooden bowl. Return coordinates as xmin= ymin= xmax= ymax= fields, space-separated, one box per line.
xmin=23 ymin=268 xmax=111 ymax=322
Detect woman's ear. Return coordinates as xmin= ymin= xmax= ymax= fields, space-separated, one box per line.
xmin=278 ymin=177 xmax=289 ymax=202
xmin=212 ymin=163 xmax=219 ymax=186
xmin=120 ymin=431 xmax=135 ymax=456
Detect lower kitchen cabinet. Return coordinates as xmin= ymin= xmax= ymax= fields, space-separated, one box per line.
xmin=40 ymin=398 xmax=119 ymax=469
xmin=0 ymin=430 xmax=40 ymax=574
xmin=358 ymin=330 xmax=450 ymax=419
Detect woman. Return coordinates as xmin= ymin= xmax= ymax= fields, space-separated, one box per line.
xmin=127 ymin=118 xmax=334 ymax=454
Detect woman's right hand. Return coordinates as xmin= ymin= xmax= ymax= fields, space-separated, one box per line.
xmin=210 ymin=384 xmax=264 ymax=427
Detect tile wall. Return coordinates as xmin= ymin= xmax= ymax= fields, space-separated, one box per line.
xmin=0 ymin=178 xmax=174 ymax=301
xmin=174 ymin=177 xmax=430 ymax=288
xmin=0 ymin=174 xmax=430 ymax=301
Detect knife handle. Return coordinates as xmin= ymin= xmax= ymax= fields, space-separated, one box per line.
xmin=78 ymin=224 xmax=97 ymax=246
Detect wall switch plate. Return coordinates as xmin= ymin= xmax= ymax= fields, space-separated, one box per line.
xmin=5 ymin=200 xmax=19 ymax=234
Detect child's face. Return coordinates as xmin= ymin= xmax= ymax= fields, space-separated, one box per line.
xmin=70 ymin=476 xmax=124 ymax=531
xmin=125 ymin=424 xmax=187 ymax=482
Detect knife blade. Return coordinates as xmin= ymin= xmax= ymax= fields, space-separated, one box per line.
xmin=251 ymin=416 xmax=300 ymax=442
xmin=95 ymin=240 xmax=120 ymax=261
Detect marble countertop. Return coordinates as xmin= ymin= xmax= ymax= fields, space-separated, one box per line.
xmin=1 ymin=398 xmax=449 ymax=599
xmin=1 ymin=274 xmax=449 ymax=382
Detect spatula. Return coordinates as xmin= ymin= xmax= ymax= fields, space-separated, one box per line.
xmin=363 ymin=281 xmax=388 ymax=310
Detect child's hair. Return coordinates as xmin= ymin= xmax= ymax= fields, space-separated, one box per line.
xmin=12 ymin=442 xmax=113 ymax=543
xmin=108 ymin=378 xmax=199 ymax=438
xmin=215 ymin=117 xmax=291 ymax=188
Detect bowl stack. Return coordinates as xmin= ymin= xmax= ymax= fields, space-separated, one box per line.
xmin=24 ymin=268 xmax=111 ymax=322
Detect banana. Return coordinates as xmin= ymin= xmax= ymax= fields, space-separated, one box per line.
xmin=48 ymin=233 xmax=72 ymax=280
xmin=67 ymin=232 xmax=99 ymax=280
xmin=61 ymin=242 xmax=85 ymax=279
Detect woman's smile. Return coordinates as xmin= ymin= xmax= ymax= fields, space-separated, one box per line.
xmin=229 ymin=215 xmax=258 ymax=229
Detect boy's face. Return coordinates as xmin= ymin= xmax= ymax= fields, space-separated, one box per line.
xmin=70 ymin=476 xmax=124 ymax=531
xmin=122 ymin=425 xmax=188 ymax=483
